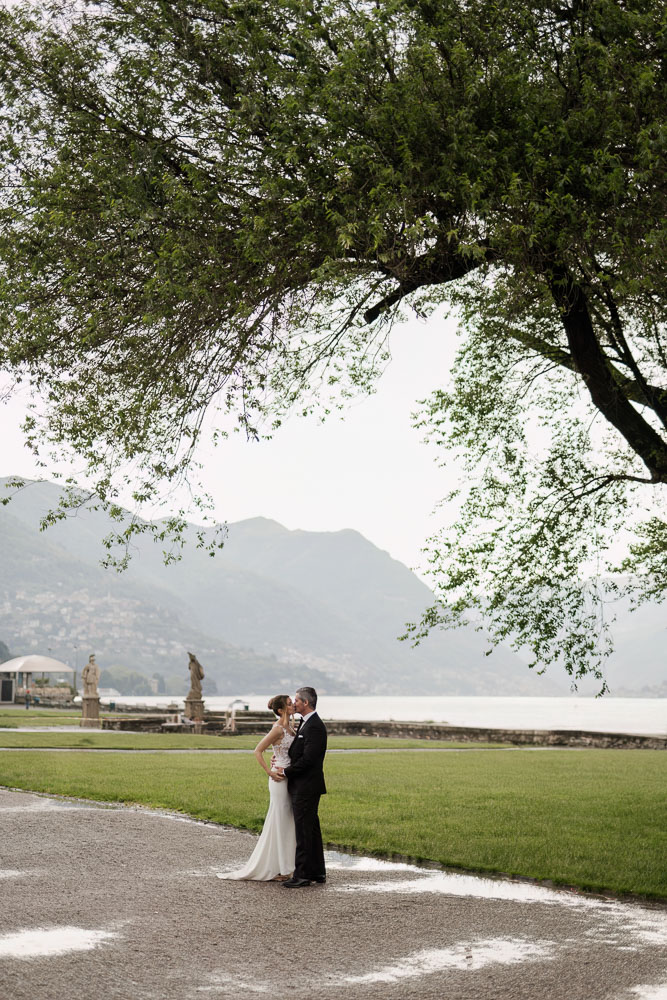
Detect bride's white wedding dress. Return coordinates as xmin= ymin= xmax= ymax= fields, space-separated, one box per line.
xmin=217 ymin=725 xmax=296 ymax=881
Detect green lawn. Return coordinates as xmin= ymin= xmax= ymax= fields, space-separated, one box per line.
xmin=0 ymin=730 xmax=502 ymax=750
xmin=1 ymin=747 xmax=664 ymax=898
xmin=0 ymin=709 xmax=86 ymax=727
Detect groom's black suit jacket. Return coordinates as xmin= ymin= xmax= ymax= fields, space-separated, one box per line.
xmin=284 ymin=713 xmax=327 ymax=797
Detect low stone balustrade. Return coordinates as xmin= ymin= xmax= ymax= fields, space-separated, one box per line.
xmin=102 ymin=715 xmax=174 ymax=733
xmin=100 ymin=711 xmax=666 ymax=748
xmin=322 ymin=720 xmax=667 ymax=750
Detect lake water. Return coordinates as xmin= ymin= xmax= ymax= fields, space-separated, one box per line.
xmin=104 ymin=694 xmax=667 ymax=736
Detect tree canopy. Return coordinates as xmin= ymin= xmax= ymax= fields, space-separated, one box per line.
xmin=0 ymin=0 xmax=665 ymax=685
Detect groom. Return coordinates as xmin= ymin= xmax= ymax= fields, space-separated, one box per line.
xmin=274 ymin=686 xmax=327 ymax=888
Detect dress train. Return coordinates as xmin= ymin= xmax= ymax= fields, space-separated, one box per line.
xmin=218 ymin=776 xmax=296 ymax=881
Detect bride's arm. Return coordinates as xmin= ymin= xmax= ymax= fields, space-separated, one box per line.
xmin=254 ymin=726 xmax=283 ymax=776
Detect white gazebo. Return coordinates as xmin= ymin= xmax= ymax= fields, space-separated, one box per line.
xmin=0 ymin=655 xmax=75 ymax=703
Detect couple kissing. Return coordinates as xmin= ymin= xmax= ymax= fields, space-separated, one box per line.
xmin=217 ymin=686 xmax=327 ymax=887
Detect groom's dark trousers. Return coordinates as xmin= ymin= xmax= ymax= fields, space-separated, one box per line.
xmin=284 ymin=713 xmax=327 ymax=881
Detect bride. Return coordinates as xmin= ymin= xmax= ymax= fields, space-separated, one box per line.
xmin=217 ymin=694 xmax=296 ymax=881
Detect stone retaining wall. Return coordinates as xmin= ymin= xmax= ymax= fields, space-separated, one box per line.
xmin=323 ymin=720 xmax=667 ymax=750
xmin=100 ymin=713 xmax=667 ymax=748
xmin=102 ymin=715 xmax=169 ymax=732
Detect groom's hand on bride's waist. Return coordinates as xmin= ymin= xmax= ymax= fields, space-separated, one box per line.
xmin=269 ymin=768 xmax=286 ymax=782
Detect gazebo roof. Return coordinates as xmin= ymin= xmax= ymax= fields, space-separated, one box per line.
xmin=1 ymin=655 xmax=74 ymax=674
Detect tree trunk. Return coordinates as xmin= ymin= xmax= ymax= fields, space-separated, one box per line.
xmin=549 ymin=271 xmax=667 ymax=483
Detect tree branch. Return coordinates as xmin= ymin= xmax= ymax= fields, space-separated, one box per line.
xmin=505 ymin=328 xmax=667 ymax=412
xmin=364 ymin=242 xmax=495 ymax=324
xmin=549 ymin=269 xmax=667 ymax=483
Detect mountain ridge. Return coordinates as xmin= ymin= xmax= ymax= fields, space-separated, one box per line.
xmin=3 ymin=477 xmax=661 ymax=695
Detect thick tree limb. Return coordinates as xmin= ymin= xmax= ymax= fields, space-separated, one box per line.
xmin=364 ymin=243 xmax=496 ymax=324
xmin=366 ymin=267 xmax=667 ymax=419
xmin=506 ymin=329 xmax=667 ymax=413
xmin=549 ymin=270 xmax=667 ymax=482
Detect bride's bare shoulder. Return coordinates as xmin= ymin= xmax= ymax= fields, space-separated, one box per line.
xmin=253 ymin=724 xmax=285 ymax=752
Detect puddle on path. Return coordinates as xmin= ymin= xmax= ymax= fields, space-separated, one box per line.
xmin=328 ymin=851 xmax=591 ymax=906
xmin=328 ymin=852 xmax=667 ymax=938
xmin=0 ymin=926 xmax=117 ymax=959
xmin=335 ymin=869 xmax=589 ymax=905
xmin=629 ymin=986 xmax=667 ymax=1000
xmin=196 ymin=973 xmax=271 ymax=995
xmin=583 ymin=908 xmax=667 ymax=948
xmin=0 ymin=796 xmax=96 ymax=813
xmin=326 ymin=853 xmax=418 ymax=873
xmin=196 ymin=938 xmax=554 ymax=995
xmin=327 ymin=850 xmax=667 ymax=957
xmin=340 ymin=937 xmax=553 ymax=984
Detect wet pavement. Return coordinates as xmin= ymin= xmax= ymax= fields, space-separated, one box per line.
xmin=1 ymin=786 xmax=666 ymax=999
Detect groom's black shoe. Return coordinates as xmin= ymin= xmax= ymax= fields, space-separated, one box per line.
xmin=282 ymin=877 xmax=311 ymax=888
xmin=310 ymin=876 xmax=326 ymax=883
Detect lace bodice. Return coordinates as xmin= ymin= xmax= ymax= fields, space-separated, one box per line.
xmin=272 ymin=725 xmax=295 ymax=768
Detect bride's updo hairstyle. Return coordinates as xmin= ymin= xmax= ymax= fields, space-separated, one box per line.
xmin=268 ymin=694 xmax=290 ymax=717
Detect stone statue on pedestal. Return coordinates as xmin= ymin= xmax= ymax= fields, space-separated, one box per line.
xmin=187 ymin=652 xmax=204 ymax=699
xmin=184 ymin=652 xmax=205 ymax=724
xmin=82 ymin=654 xmax=100 ymax=697
xmin=80 ymin=653 xmax=101 ymax=728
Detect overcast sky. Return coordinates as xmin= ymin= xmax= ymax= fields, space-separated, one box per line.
xmin=1 ymin=307 xmax=464 ymax=573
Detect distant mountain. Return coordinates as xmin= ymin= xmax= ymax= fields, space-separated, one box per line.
xmin=1 ymin=476 xmax=622 ymax=696
xmin=0 ymin=494 xmax=342 ymax=695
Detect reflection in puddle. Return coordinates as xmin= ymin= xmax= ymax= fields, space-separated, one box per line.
xmin=325 ymin=852 xmax=418 ymax=873
xmin=335 ymin=870 xmax=585 ymax=905
xmin=0 ymin=926 xmax=117 ymax=959
xmin=341 ymin=938 xmax=553 ymax=985
xmin=629 ymin=987 xmax=667 ymax=1000
xmin=196 ymin=973 xmax=271 ymax=995
xmin=333 ymin=863 xmax=667 ymax=953
xmin=585 ymin=908 xmax=667 ymax=948
xmin=198 ymin=939 xmax=553 ymax=994
xmin=625 ymin=914 xmax=667 ymax=947
xmin=330 ymin=852 xmax=667 ymax=957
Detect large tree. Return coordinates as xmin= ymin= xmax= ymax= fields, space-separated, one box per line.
xmin=0 ymin=0 xmax=665 ymax=685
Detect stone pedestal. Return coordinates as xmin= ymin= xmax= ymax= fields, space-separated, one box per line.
xmin=80 ymin=695 xmax=101 ymax=728
xmin=184 ymin=697 xmax=205 ymax=722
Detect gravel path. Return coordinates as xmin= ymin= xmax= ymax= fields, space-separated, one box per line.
xmin=1 ymin=787 xmax=666 ymax=999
